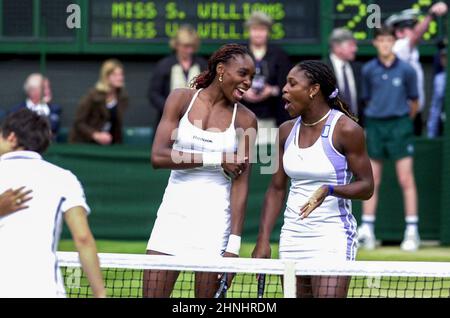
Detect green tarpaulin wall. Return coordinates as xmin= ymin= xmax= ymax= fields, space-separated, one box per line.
xmin=45 ymin=139 xmax=446 ymax=244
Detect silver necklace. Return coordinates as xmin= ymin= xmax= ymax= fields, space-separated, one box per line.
xmin=301 ymin=109 xmax=332 ymax=127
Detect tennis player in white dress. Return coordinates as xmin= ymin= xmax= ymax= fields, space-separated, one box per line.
xmin=144 ymin=44 xmax=257 ymax=298
xmin=252 ymin=61 xmax=373 ymax=298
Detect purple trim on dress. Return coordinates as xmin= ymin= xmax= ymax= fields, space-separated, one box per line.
xmin=321 ymin=110 xmax=356 ymax=260
xmin=2 ymin=156 xmax=37 ymax=160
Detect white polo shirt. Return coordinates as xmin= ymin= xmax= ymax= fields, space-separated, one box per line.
xmin=0 ymin=151 xmax=90 ymax=298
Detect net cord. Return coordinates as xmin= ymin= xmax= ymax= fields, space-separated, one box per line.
xmin=57 ymin=251 xmax=450 ymax=279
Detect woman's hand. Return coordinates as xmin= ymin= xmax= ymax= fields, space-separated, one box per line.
xmin=221 ymin=154 xmax=248 ymax=179
xmin=221 ymin=252 xmax=238 ymax=289
xmin=299 ymin=185 xmax=330 ymax=219
xmin=243 ymin=88 xmax=263 ymax=103
xmin=92 ymin=132 xmax=113 ymax=145
xmin=223 ymin=251 xmax=238 ymax=258
xmin=251 ymin=241 xmax=271 ymax=259
xmin=243 ymin=86 xmax=273 ymax=103
xmin=0 ymin=187 xmax=33 ymax=217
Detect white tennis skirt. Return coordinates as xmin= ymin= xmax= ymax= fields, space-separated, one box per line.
xmin=147 ymin=180 xmax=231 ymax=257
xmin=279 ymin=207 xmax=358 ymax=261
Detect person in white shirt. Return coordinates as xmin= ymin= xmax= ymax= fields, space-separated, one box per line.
xmin=0 ymin=109 xmax=105 ymax=298
xmin=386 ymin=2 xmax=448 ymax=136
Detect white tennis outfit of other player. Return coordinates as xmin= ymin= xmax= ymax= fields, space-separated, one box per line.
xmin=147 ymin=89 xmax=238 ymax=257
xmin=0 ymin=151 xmax=90 ymax=298
xmin=279 ymin=109 xmax=357 ymax=261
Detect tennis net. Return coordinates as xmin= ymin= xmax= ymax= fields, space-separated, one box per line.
xmin=57 ymin=252 xmax=450 ymax=298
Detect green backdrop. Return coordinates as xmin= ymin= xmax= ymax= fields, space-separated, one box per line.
xmin=45 ymin=139 xmax=447 ymax=244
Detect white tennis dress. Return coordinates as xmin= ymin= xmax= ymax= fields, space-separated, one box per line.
xmin=279 ymin=109 xmax=357 ymax=261
xmin=147 ymin=89 xmax=238 ymax=257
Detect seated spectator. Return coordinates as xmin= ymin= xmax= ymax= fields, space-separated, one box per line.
xmin=11 ymin=73 xmax=61 ymax=139
xmin=148 ymin=24 xmax=207 ymax=136
xmin=70 ymin=59 xmax=128 ymax=145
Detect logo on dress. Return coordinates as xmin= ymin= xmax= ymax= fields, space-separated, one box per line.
xmin=392 ymin=77 xmax=402 ymax=87
xmin=193 ymin=135 xmax=213 ymax=143
xmin=321 ymin=125 xmax=331 ymax=138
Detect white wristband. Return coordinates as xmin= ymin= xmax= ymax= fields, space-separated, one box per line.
xmin=225 ymin=234 xmax=241 ymax=255
xmin=203 ymin=152 xmax=222 ymax=167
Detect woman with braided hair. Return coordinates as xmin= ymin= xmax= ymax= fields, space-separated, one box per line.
xmin=143 ymin=43 xmax=257 ymax=297
xmin=252 ymin=60 xmax=374 ymax=297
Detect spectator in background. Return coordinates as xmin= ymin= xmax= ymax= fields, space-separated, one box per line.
xmin=358 ymin=26 xmax=420 ymax=252
xmin=242 ymin=11 xmax=291 ymax=136
xmin=427 ymin=48 xmax=446 ymax=138
xmin=70 ymin=59 xmax=128 ymax=145
xmin=386 ymin=2 xmax=448 ymax=136
xmin=11 ymin=73 xmax=61 ymax=139
xmin=433 ymin=38 xmax=447 ymax=75
xmin=326 ymin=28 xmax=364 ymax=125
xmin=148 ymin=25 xmax=207 ymax=137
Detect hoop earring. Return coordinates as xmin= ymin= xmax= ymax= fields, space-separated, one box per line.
xmin=219 ymin=74 xmax=223 ymax=83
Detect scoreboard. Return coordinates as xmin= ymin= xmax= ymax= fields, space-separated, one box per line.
xmin=0 ymin=0 xmax=445 ymax=55
xmin=90 ymin=0 xmax=319 ymax=43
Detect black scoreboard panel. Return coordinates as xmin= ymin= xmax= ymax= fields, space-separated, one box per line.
xmin=89 ymin=0 xmax=320 ymax=43
xmin=1 ymin=0 xmax=76 ymax=39
xmin=2 ymin=0 xmax=33 ymax=37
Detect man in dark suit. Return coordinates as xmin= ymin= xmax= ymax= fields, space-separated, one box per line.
xmin=326 ymin=28 xmax=364 ymax=126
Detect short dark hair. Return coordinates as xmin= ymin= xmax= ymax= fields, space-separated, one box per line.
xmin=1 ymin=109 xmax=51 ymax=153
xmin=374 ymin=25 xmax=396 ymax=39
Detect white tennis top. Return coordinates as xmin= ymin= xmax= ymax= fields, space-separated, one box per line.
xmin=0 ymin=151 xmax=90 ymax=298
